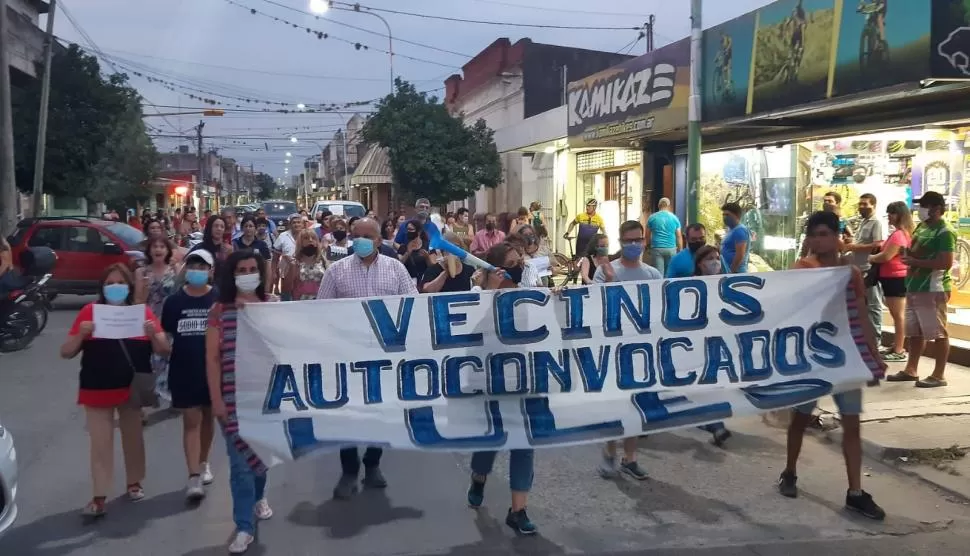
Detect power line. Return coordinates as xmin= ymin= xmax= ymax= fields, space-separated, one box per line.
xmin=454 ymin=0 xmax=652 ymax=17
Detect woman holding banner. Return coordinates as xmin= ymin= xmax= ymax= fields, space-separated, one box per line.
xmin=466 ymin=242 xmax=538 ymax=535
xmin=692 ymin=244 xmax=734 ymax=447
xmin=206 ymin=251 xmax=276 ymax=554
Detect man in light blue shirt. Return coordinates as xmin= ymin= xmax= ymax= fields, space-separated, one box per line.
xmin=592 ymin=220 xmax=660 ymax=481
xmin=646 ymin=198 xmax=682 ymax=276
xmin=721 ymin=202 xmax=750 ymax=273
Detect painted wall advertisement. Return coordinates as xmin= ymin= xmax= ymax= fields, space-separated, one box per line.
xmin=702 ymin=0 xmax=933 ymax=120
xmin=566 ymin=39 xmax=689 ymax=149
xmin=931 ymin=0 xmax=970 ymax=77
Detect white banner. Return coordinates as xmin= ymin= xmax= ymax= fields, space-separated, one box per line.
xmin=234 ymin=267 xmax=880 ymax=467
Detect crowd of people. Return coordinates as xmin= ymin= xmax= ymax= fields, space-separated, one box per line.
xmin=53 ymin=189 xmax=958 ymax=553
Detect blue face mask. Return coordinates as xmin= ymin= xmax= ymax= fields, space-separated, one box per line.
xmin=353 ymin=237 xmax=375 ymax=258
xmin=621 ymin=243 xmax=643 ymax=260
xmin=185 ymin=269 xmax=210 ymax=287
xmin=103 ymin=283 xmax=129 ymax=305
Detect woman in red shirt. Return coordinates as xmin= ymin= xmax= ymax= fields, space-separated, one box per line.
xmin=869 ymin=201 xmax=914 ymax=361
xmin=60 ymin=263 xmax=170 ymax=518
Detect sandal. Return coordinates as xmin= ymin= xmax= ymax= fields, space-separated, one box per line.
xmin=916 ymin=376 xmax=947 ymax=388
xmin=882 ymin=351 xmax=908 ymax=362
xmin=127 ymin=482 xmax=145 ymax=501
xmin=886 ymin=370 xmax=918 ymax=382
xmin=81 ymin=498 xmax=106 ymax=518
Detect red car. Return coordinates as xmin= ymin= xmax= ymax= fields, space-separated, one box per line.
xmin=6 ymin=216 xmax=146 ymax=296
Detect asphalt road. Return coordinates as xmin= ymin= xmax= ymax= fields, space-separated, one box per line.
xmin=1 ymin=297 xmax=970 ymax=555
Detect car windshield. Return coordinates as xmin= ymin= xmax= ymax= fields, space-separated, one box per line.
xmin=263 ymin=202 xmax=297 ymax=216
xmin=316 ymin=204 xmax=365 ymax=218
xmin=104 ymin=222 xmax=146 ymax=247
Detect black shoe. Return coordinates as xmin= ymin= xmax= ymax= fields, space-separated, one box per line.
xmin=333 ymin=474 xmax=359 ymax=500
xmin=362 ymin=467 xmax=387 ymax=489
xmin=712 ymin=428 xmax=732 ymax=447
xmin=846 ymin=490 xmax=886 ymax=520
xmin=505 ymin=507 xmax=537 ymax=535
xmin=467 ymin=477 xmax=485 ymax=508
xmin=778 ymin=470 xmax=798 ymax=498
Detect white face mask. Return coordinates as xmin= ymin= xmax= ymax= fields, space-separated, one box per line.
xmin=918 ymin=207 xmax=931 ymax=222
xmin=235 ymin=273 xmax=260 ymax=293
xmin=701 ymin=259 xmax=722 ymax=275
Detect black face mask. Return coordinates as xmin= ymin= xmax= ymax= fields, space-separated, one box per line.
xmin=859 ymin=207 xmax=873 ymax=219
xmin=407 ymin=231 xmax=419 ymax=241
xmin=332 ymin=230 xmax=347 ymax=242
xmin=688 ymin=241 xmax=705 ymax=253
xmin=523 ymin=235 xmax=537 ymax=245
xmin=506 ymin=266 xmax=524 ymax=284
xmin=301 ymin=245 xmax=318 ymax=257
xmin=485 ymin=222 xmax=495 ymax=231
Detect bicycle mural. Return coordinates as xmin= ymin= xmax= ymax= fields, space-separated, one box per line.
xmin=701 ymin=12 xmax=755 ymax=121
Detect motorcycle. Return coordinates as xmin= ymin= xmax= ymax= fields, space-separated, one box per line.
xmin=18 ymin=274 xmax=53 ymax=334
xmin=0 ymin=287 xmax=40 ymax=352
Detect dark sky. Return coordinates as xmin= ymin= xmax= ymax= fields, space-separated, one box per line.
xmin=54 ymin=0 xmax=772 ymax=179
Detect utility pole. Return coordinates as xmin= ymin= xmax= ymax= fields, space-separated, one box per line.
xmin=645 ymin=15 xmax=655 ymax=53
xmin=0 ymin=0 xmax=18 ymax=235
xmin=686 ymin=0 xmax=702 ymax=225
xmin=196 ymin=120 xmax=205 ymax=209
xmin=30 ymin=0 xmax=56 ymax=218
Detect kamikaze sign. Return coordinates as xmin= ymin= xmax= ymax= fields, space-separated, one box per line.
xmin=232 ymin=267 xmax=882 ymax=468
xmin=567 ymin=38 xmax=689 ymax=148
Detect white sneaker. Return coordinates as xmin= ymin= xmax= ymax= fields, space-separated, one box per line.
xmin=254 ymin=498 xmax=273 ymax=520
xmin=228 ymin=531 xmax=254 ymax=554
xmin=185 ymin=475 xmax=205 ymax=501
xmin=201 ymin=462 xmax=214 ymax=485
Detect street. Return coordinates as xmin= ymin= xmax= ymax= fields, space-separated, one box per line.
xmin=1 ymin=298 xmax=970 ymax=556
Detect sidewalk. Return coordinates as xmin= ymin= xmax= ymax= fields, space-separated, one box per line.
xmin=817 ymin=357 xmax=970 ymax=500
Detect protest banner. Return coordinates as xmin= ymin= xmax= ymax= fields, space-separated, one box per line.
xmin=233 ymin=267 xmax=881 ymax=467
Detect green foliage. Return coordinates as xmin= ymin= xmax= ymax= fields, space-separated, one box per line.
xmin=12 ymin=45 xmax=158 ymax=202
xmin=361 ymin=78 xmax=502 ymax=205
xmin=254 ymin=173 xmax=276 ymax=200
xmin=753 ymin=9 xmax=834 ymax=86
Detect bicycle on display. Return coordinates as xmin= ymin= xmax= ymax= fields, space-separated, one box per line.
xmin=857 ymin=0 xmax=889 ymax=76
xmin=956 ymin=237 xmax=970 ymax=290
xmin=713 ymin=45 xmax=735 ymax=103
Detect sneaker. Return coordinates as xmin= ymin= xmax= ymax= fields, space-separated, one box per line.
xmin=362 ymin=466 xmax=388 ymax=489
xmin=126 ymin=483 xmax=145 ymax=502
xmin=200 ymin=462 xmax=214 ymax=485
xmin=254 ymin=498 xmax=273 ymax=520
xmin=620 ymin=460 xmax=648 ymax=480
xmin=878 ymin=345 xmax=893 ymax=354
xmin=778 ymin=470 xmax=798 ymax=498
xmin=712 ymin=428 xmax=733 ymax=447
xmin=846 ymin=490 xmax=886 ymax=520
xmin=333 ymin=474 xmax=359 ymax=500
xmin=598 ymin=453 xmax=619 ymax=479
xmin=185 ymin=475 xmax=205 ymax=501
xmin=882 ymin=351 xmax=907 ymax=362
xmin=228 ymin=531 xmax=254 ymax=554
xmin=505 ymin=507 xmax=538 ymax=535
xmin=80 ymin=498 xmax=106 ymax=518
xmin=467 ymin=477 xmax=486 ymax=508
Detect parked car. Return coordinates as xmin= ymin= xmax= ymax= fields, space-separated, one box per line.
xmin=311 ymin=200 xmax=366 ymax=219
xmin=0 ymin=417 xmax=17 ymax=539
xmin=261 ymin=200 xmax=298 ymax=227
xmin=6 ymin=216 xmax=146 ymax=296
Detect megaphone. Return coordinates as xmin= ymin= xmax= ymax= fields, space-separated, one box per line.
xmin=427 ymin=222 xmax=511 ymax=279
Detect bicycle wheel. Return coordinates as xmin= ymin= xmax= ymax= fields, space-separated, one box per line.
xmin=957 ymin=240 xmax=970 ymax=290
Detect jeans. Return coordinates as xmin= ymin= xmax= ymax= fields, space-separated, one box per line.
xmin=470 ymin=449 xmax=535 ymax=492
xmin=649 ymin=247 xmax=677 ymax=275
xmin=866 ymin=284 xmax=883 ymax=341
xmin=794 ymin=388 xmax=863 ymax=417
xmin=226 ymin=434 xmax=267 ymax=535
xmin=340 ymin=446 xmax=383 ymax=475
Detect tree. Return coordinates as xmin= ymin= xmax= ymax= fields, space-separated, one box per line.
xmin=12 ymin=44 xmax=158 ymax=202
xmin=361 ymin=79 xmax=502 ymax=205
xmin=254 ymin=173 xmax=276 ymax=200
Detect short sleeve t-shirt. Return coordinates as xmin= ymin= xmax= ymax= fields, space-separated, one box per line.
xmin=850 ymin=217 xmax=885 ymax=270
xmin=162 ymin=288 xmax=217 ymax=406
xmin=647 ymin=211 xmax=681 ymax=249
xmin=906 ymin=221 xmax=956 ymax=293
xmin=593 ymin=259 xmax=663 ymax=283
xmin=666 ymin=248 xmax=696 ymax=278
xmin=879 ymin=229 xmax=911 ymax=279
xmin=721 ymin=225 xmax=751 ymax=272
xmin=422 ymin=263 xmax=475 ymax=293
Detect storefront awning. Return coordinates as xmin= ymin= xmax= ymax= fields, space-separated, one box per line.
xmin=494 ymin=105 xmax=567 ymax=153
xmin=351 ymin=147 xmax=391 ymax=186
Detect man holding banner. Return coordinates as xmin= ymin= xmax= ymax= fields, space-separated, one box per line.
xmin=316 ymin=217 xmax=419 ymax=500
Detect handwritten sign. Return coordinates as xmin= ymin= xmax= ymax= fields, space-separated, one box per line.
xmin=92 ymin=304 xmax=146 ymax=339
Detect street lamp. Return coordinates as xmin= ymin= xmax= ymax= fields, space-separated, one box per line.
xmin=286 ymin=152 xmax=292 ymax=157
xmin=290 ymin=136 xmax=298 ymax=144
xmin=308 ymin=0 xmax=394 ymax=94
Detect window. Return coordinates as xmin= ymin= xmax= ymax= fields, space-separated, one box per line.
xmin=27 ymin=226 xmax=65 ymax=250
xmin=104 ymin=223 xmax=146 ymax=248
xmin=65 ymin=227 xmax=104 ymax=253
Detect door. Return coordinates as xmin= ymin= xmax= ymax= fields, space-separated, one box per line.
xmin=63 ymin=226 xmax=109 ymax=283
xmin=26 ymin=225 xmax=68 ymax=281
xmin=605 ymin=171 xmax=630 ymax=221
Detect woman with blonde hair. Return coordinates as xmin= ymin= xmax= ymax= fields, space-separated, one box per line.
xmin=870 ymin=201 xmax=914 ymax=362
xmin=282 ymin=229 xmax=326 ymax=300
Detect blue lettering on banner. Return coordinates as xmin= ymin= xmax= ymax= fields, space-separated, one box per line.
xmin=699 ymin=336 xmax=739 ymax=385
xmin=488 ymin=352 xmax=529 ymax=395
xmin=615 ymin=343 xmax=655 ymax=390
xmin=442 ymin=355 xmax=485 ymax=398
xmin=738 ymin=330 xmax=772 ymax=382
xmin=430 ymin=293 xmax=484 ymax=349
xmin=662 ymin=279 xmax=708 ymax=332
xmin=559 ymin=287 xmax=592 ymax=340
xmin=263 ymin=364 xmax=308 ymax=413
xmin=495 ymin=290 xmax=551 ymax=345
xmin=807 ymin=322 xmax=846 ymax=367
xmin=352 ymin=360 xmax=393 ymax=404
xmin=718 ymin=276 xmax=765 ymax=326
xmin=575 ymin=345 xmax=612 ymax=392
xmin=363 ymin=298 xmax=415 ymax=352
xmin=659 ymin=337 xmax=695 ymax=387
xmin=531 ymin=350 xmax=572 ymax=393
xmin=285 ymin=418 xmax=347 ymax=459
xmin=602 ymin=284 xmax=651 ymax=337
xmin=632 ymin=391 xmax=734 ymax=432
xmin=397 ymin=359 xmax=441 ymax=402
xmin=773 ymin=327 xmax=811 ymax=376
xmin=521 ymin=397 xmax=624 ymax=445
xmin=741 ymin=379 xmax=833 ymax=410
xmin=405 ymin=400 xmax=507 ymax=449
xmin=304 ymin=363 xmax=349 ymax=409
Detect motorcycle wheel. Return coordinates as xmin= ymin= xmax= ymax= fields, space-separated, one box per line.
xmin=21 ymin=300 xmax=48 ymax=334
xmin=0 ymin=307 xmax=38 ymax=352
